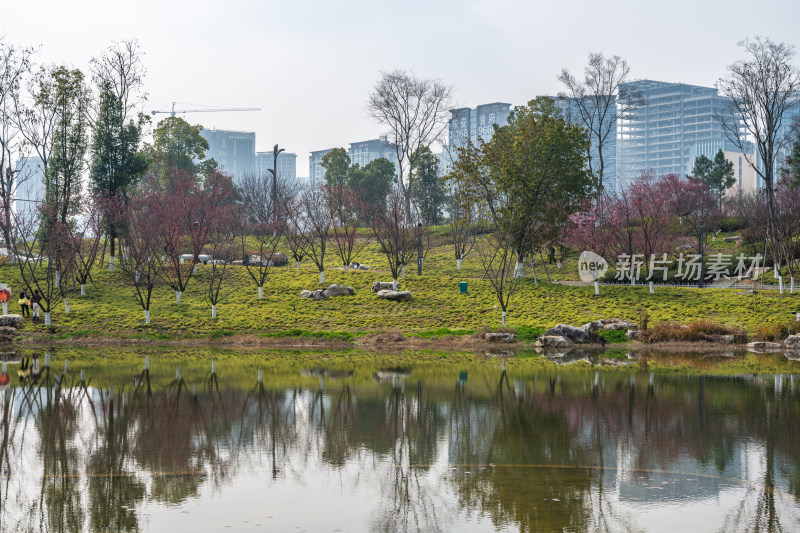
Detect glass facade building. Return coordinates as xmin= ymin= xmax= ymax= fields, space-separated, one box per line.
xmin=200 ymin=128 xmax=256 ymax=181
xmin=616 ymin=80 xmax=733 ymax=186
xmin=256 ymin=151 xmax=297 ymax=181
xmin=308 ymin=137 xmax=397 ymax=185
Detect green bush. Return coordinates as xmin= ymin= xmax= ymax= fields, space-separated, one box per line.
xmin=598 ymin=329 xmax=628 ymax=343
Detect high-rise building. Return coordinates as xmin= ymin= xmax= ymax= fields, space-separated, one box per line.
xmin=616 ymin=80 xmax=734 ymax=186
xmin=13 ymin=157 xmax=45 ymax=233
xmin=256 ymin=151 xmax=297 ymax=181
xmin=200 ymin=128 xmax=256 ymax=180
xmin=448 ymin=102 xmax=511 ymax=151
xmin=308 ymin=137 xmax=398 ymax=184
xmin=687 ymin=140 xmax=758 ymax=196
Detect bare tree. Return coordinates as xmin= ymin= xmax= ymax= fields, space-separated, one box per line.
xmin=90 ymin=39 xmax=147 ymax=121
xmin=477 ymin=229 xmax=524 ymax=328
xmin=0 ymin=39 xmax=35 ymax=260
xmin=326 ymin=184 xmax=368 ymax=269
xmin=716 ymin=37 xmax=800 ymax=270
xmin=238 ymin=172 xmax=294 ymax=298
xmin=13 ymin=201 xmax=74 ymax=326
xmin=204 ymin=226 xmax=236 ymax=319
xmin=296 ymin=186 xmax=332 ymax=284
xmin=558 ymin=52 xmax=637 ymax=191
xmin=367 ymin=70 xmax=453 ymax=212
xmin=72 ymin=195 xmax=104 ymax=297
xmin=371 ymin=188 xmax=421 ymax=290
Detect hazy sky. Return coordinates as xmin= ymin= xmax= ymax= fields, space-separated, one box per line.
xmin=4 ymin=0 xmax=800 ymax=175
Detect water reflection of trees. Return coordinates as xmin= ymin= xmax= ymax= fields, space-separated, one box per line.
xmin=0 ymin=369 xmax=799 ymax=532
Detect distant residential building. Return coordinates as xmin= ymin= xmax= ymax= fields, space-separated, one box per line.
xmin=448 ymin=102 xmax=511 ymax=152
xmin=308 ymin=137 xmax=398 ymax=184
xmin=616 ymin=80 xmax=736 ymax=186
xmin=13 ymin=157 xmax=45 ymax=226
xmin=256 ymin=151 xmax=297 ymax=181
xmin=309 ymin=148 xmax=333 ymax=185
xmin=200 ymin=128 xmax=256 ymax=180
xmin=687 ymin=140 xmax=758 ymax=196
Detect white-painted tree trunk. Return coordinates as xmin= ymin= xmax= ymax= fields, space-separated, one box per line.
xmin=109 ymin=255 xmax=115 ymax=271
xmin=320 ymin=270 xmax=325 ymax=283
xmin=135 ymin=271 xmax=140 ymax=283
xmin=401 ymin=266 xmax=406 ymax=278
xmin=779 ymin=276 xmax=784 ymax=294
xmin=175 ymin=291 xmax=182 ymax=304
xmin=258 ymin=285 xmax=263 ymax=299
xmin=502 ymin=311 xmax=507 ymax=327
xmin=456 ymin=258 xmax=462 ymax=270
xmin=649 ymin=281 xmax=654 ymax=294
xmin=392 ymin=278 xmax=398 ymax=291
xmin=80 ymin=284 xmax=86 ymax=296
xmin=44 ymin=312 xmax=51 ymax=326
xmin=192 ymin=263 xmax=198 ymax=275
xmin=344 ymin=264 xmax=349 ymax=271
xmin=594 ymin=280 xmax=600 ymax=295
xmin=144 ymin=310 xmax=150 ymax=324
xmin=55 ymin=271 xmax=61 ymax=288
xmin=792 ymin=277 xmax=795 ymax=294
xmin=179 ymin=256 xmax=184 ymax=264
xmin=1 ymin=302 xmax=6 ymax=315
xmin=211 ymin=304 xmax=217 ymax=318
xmin=296 ymin=261 xmax=301 ymax=269
xmin=514 ymin=262 xmax=524 ymax=278
xmin=63 ymin=298 xmax=69 ymax=313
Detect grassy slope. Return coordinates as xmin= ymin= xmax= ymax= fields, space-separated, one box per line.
xmin=3 ymin=227 xmax=797 ymax=340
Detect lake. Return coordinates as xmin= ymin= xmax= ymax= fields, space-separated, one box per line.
xmin=0 ymin=346 xmax=799 ymax=532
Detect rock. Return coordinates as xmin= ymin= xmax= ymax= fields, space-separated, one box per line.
xmin=349 ymin=262 xmax=370 ymax=270
xmin=323 ymin=284 xmax=355 ymax=297
xmin=785 ymin=350 xmax=800 ymax=361
xmin=602 ymin=320 xmax=637 ymax=331
xmin=723 ymin=235 xmax=741 ymax=242
xmin=544 ymin=324 xmax=590 ymax=344
xmin=231 ymin=260 xmax=244 ymax=266
xmin=535 ymin=335 xmax=571 ymax=348
xmin=372 ymin=281 xmax=395 ymax=292
xmin=581 ymin=321 xmax=603 ymax=335
xmin=484 ymin=332 xmax=516 ymax=343
xmin=626 ymin=330 xmax=640 ymax=340
xmin=785 ymin=334 xmax=800 ymax=349
xmin=796 ymin=313 xmax=800 ymax=322
xmin=0 ymin=315 xmax=22 ymax=328
xmin=747 ymin=341 xmax=781 ymax=351
xmin=208 ymin=259 xmax=227 ymax=265
xmin=705 ymin=334 xmax=736 ymax=344
xmin=678 ymin=243 xmax=693 ymax=251
xmin=359 ymin=264 xmax=370 ymax=270
xmin=299 ymin=289 xmax=328 ymax=300
xmin=377 ymin=289 xmax=413 ymax=302
xmin=266 ymin=253 xmax=288 ymax=267
xmin=0 ymin=326 xmax=17 ymax=337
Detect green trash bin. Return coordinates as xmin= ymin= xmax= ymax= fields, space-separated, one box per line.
xmin=459 ymin=281 xmax=468 ymax=294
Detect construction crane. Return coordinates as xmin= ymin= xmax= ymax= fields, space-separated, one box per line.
xmin=151 ymin=102 xmax=261 ymax=117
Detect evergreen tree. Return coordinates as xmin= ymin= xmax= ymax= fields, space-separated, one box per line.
xmin=408 ymin=146 xmax=446 ymax=225
xmin=44 ymin=67 xmax=90 ymax=224
xmin=150 ymin=117 xmax=215 ymax=185
xmin=781 ymin=135 xmax=800 ymax=187
xmin=705 ymin=149 xmax=735 ymax=202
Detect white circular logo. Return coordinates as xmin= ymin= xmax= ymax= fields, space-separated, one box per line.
xmin=578 ymin=251 xmax=608 ymax=283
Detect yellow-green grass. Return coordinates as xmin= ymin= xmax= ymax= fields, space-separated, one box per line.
xmin=2 ymin=232 xmax=798 ymax=340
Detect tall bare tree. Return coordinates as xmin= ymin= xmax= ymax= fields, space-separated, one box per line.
xmin=716 ymin=37 xmax=800 ymax=270
xmin=90 ymin=40 xmax=147 ymax=121
xmin=558 ymin=52 xmax=637 ymax=191
xmin=367 ymin=70 xmax=453 ymax=213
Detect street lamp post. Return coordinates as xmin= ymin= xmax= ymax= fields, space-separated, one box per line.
xmin=699 ymin=219 xmax=705 ymax=289
xmin=267 ymin=144 xmax=285 ymax=225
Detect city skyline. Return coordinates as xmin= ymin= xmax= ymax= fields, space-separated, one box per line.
xmin=3 ymin=0 xmax=799 ymax=168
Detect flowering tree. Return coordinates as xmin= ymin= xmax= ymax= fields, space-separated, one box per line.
xmin=204 ymin=224 xmax=236 ymax=318
xmin=664 ymin=174 xmax=723 ymax=245
xmin=116 ymin=192 xmax=163 ymax=325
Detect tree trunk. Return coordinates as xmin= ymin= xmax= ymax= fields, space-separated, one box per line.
xmin=109 ymin=255 xmax=115 ymax=272
xmin=63 ymin=298 xmax=69 ymax=313
xmin=296 ymin=261 xmax=301 ymax=269
xmin=144 ymin=309 xmax=150 ymax=324
xmin=80 ymin=284 xmax=86 ymax=296
xmin=55 ymin=271 xmax=61 ymax=288
xmin=44 ymin=312 xmax=51 ymax=326
xmin=212 ymin=304 xmax=217 ymax=318
xmin=401 ymin=265 xmax=406 ymax=278
xmin=514 ymin=262 xmax=524 ymax=278
xmin=320 ymin=270 xmax=325 ymax=283
xmin=392 ymin=278 xmax=398 ymax=291
xmin=1 ymin=302 xmax=6 ymax=316
xmin=175 ymin=291 xmax=182 ymax=304
xmin=456 ymin=258 xmax=462 ymax=270
xmin=502 ymin=311 xmax=507 ymax=327
xmin=192 ymin=263 xmax=198 ymax=275
xmin=258 ymin=285 xmax=263 ymax=299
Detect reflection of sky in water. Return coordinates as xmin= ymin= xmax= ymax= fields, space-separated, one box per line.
xmin=1 ymin=363 xmax=800 ymax=532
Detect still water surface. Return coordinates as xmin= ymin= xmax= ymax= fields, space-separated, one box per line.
xmin=0 ymin=349 xmax=799 ymax=532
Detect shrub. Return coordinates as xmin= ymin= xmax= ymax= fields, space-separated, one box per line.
xmin=639 ymin=320 xmax=747 ymax=344
xmin=515 ymin=326 xmax=547 ymax=342
xmin=754 ymin=321 xmax=800 ymax=342
xmin=598 ymin=329 xmax=628 ymax=343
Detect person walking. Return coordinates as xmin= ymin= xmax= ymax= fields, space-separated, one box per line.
xmin=31 ymin=290 xmax=41 ymax=322
xmin=18 ymin=292 xmax=30 ymax=318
